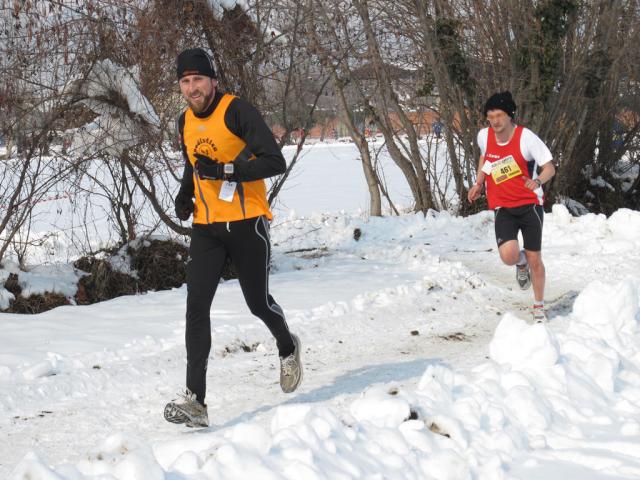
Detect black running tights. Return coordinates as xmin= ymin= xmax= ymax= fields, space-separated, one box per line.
xmin=185 ymin=216 xmax=294 ymax=405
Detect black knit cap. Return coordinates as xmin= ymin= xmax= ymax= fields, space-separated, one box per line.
xmin=176 ymin=48 xmax=216 ymax=80
xmin=483 ymin=91 xmax=516 ymax=118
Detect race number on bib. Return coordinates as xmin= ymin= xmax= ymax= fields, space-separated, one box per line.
xmin=490 ymin=155 xmax=522 ymax=184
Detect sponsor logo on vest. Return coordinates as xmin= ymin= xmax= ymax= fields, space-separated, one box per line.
xmin=194 ymin=138 xmax=218 ymax=158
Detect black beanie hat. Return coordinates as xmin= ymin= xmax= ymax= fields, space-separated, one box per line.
xmin=483 ymin=91 xmax=516 ymax=118
xmin=177 ymin=48 xmax=216 ymax=79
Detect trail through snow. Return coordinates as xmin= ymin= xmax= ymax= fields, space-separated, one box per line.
xmin=3 ymin=207 xmax=640 ymax=478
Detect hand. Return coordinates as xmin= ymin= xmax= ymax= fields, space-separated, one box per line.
xmin=524 ymin=178 xmax=542 ymax=191
xmin=194 ymin=153 xmax=224 ymax=180
xmin=467 ymin=183 xmax=483 ymax=203
xmin=174 ymin=191 xmax=194 ymax=221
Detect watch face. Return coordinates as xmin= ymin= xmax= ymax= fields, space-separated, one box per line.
xmin=224 ymin=164 xmax=234 ymax=174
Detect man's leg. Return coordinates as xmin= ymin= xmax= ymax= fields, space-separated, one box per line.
xmin=496 ymin=206 xmax=532 ymax=289
xmin=525 ymin=250 xmax=545 ymax=303
xmin=224 ymin=216 xmax=295 ymax=357
xmin=497 ymin=239 xmax=521 ymax=265
xmin=521 ymin=205 xmax=545 ymax=303
xmin=185 ymin=225 xmax=226 ymax=405
xmin=495 ymin=208 xmax=521 ymax=265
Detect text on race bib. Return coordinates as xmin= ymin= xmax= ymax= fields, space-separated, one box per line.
xmin=219 ymin=181 xmax=237 ymax=202
xmin=490 ymin=155 xmax=522 ymax=184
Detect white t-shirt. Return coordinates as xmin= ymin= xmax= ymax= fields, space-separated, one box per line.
xmin=477 ymin=126 xmax=553 ymax=167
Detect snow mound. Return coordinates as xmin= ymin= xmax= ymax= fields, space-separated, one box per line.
xmin=13 ymin=277 xmax=640 ymax=478
xmin=489 ymin=313 xmax=560 ymax=369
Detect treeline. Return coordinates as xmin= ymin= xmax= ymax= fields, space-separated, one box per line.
xmin=0 ymin=0 xmax=638 ymax=265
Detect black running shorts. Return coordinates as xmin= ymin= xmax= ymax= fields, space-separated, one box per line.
xmin=494 ymin=204 xmax=544 ymax=251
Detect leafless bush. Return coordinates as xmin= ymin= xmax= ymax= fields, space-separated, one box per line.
xmin=2 ymin=0 xmax=639 ymax=269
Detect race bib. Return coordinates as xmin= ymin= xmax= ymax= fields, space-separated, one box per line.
xmin=218 ymin=181 xmax=237 ymax=202
xmin=490 ymin=155 xmax=522 ymax=184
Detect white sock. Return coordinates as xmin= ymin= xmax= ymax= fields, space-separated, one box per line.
xmin=516 ymin=249 xmax=527 ymax=266
xmin=534 ymin=301 xmax=544 ymax=308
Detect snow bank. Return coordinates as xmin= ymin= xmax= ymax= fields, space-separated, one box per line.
xmin=11 ymin=277 xmax=640 ymax=479
xmin=0 ymin=261 xmax=80 ymax=309
xmin=608 ymin=208 xmax=640 ymax=241
xmin=69 ymin=59 xmax=160 ymax=157
xmin=14 ymin=263 xmax=81 ymax=298
xmin=5 ymin=207 xmax=640 ymax=478
xmin=83 ymin=59 xmax=159 ymax=127
xmin=0 ymin=268 xmax=13 ymax=310
xmin=207 ymin=0 xmax=250 ymax=20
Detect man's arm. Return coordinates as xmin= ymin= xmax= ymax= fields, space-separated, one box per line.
xmin=521 ymin=128 xmax=555 ymax=190
xmin=467 ymin=155 xmax=486 ymax=203
xmin=225 ymin=97 xmax=286 ymax=181
xmin=175 ymin=112 xmax=195 ymax=196
xmin=174 ymin=112 xmax=195 ymax=220
xmin=524 ymin=161 xmax=555 ymax=191
xmin=178 ymin=160 xmax=195 ymax=195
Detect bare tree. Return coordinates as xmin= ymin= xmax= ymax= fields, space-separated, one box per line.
xmin=0 ymin=1 xmax=94 ymax=263
xmin=2 ymin=0 xmax=639 ymax=269
xmin=304 ymin=0 xmax=385 ymax=216
xmin=393 ymin=0 xmax=639 ymax=214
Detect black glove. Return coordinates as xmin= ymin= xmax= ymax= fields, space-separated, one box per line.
xmin=174 ymin=191 xmax=194 ymax=221
xmin=194 ymin=153 xmax=224 ymax=180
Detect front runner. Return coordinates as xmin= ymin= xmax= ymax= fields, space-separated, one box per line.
xmin=164 ymin=48 xmax=303 ymax=428
xmin=467 ymin=91 xmax=556 ymax=322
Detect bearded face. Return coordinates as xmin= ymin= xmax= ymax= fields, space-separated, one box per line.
xmin=179 ymin=75 xmax=217 ymax=114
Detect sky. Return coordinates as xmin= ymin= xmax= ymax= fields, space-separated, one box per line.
xmin=2 ymin=142 xmax=640 ymax=479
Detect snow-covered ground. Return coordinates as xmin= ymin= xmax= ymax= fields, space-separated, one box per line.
xmin=3 ymin=143 xmax=640 ymax=479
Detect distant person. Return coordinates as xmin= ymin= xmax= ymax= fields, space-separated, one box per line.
xmin=62 ymin=135 xmax=71 ymax=155
xmin=467 ymin=91 xmax=555 ymax=322
xmin=432 ymin=120 xmax=443 ymax=139
xmin=612 ymin=120 xmax=624 ymax=148
xmin=164 ymin=48 xmax=303 ymax=428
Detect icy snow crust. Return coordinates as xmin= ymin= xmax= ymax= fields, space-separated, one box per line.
xmin=4 ymin=204 xmax=640 ymax=479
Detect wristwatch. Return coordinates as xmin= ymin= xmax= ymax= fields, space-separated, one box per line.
xmin=223 ymin=163 xmax=234 ymax=179
xmin=534 ymin=178 xmax=543 ymax=187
